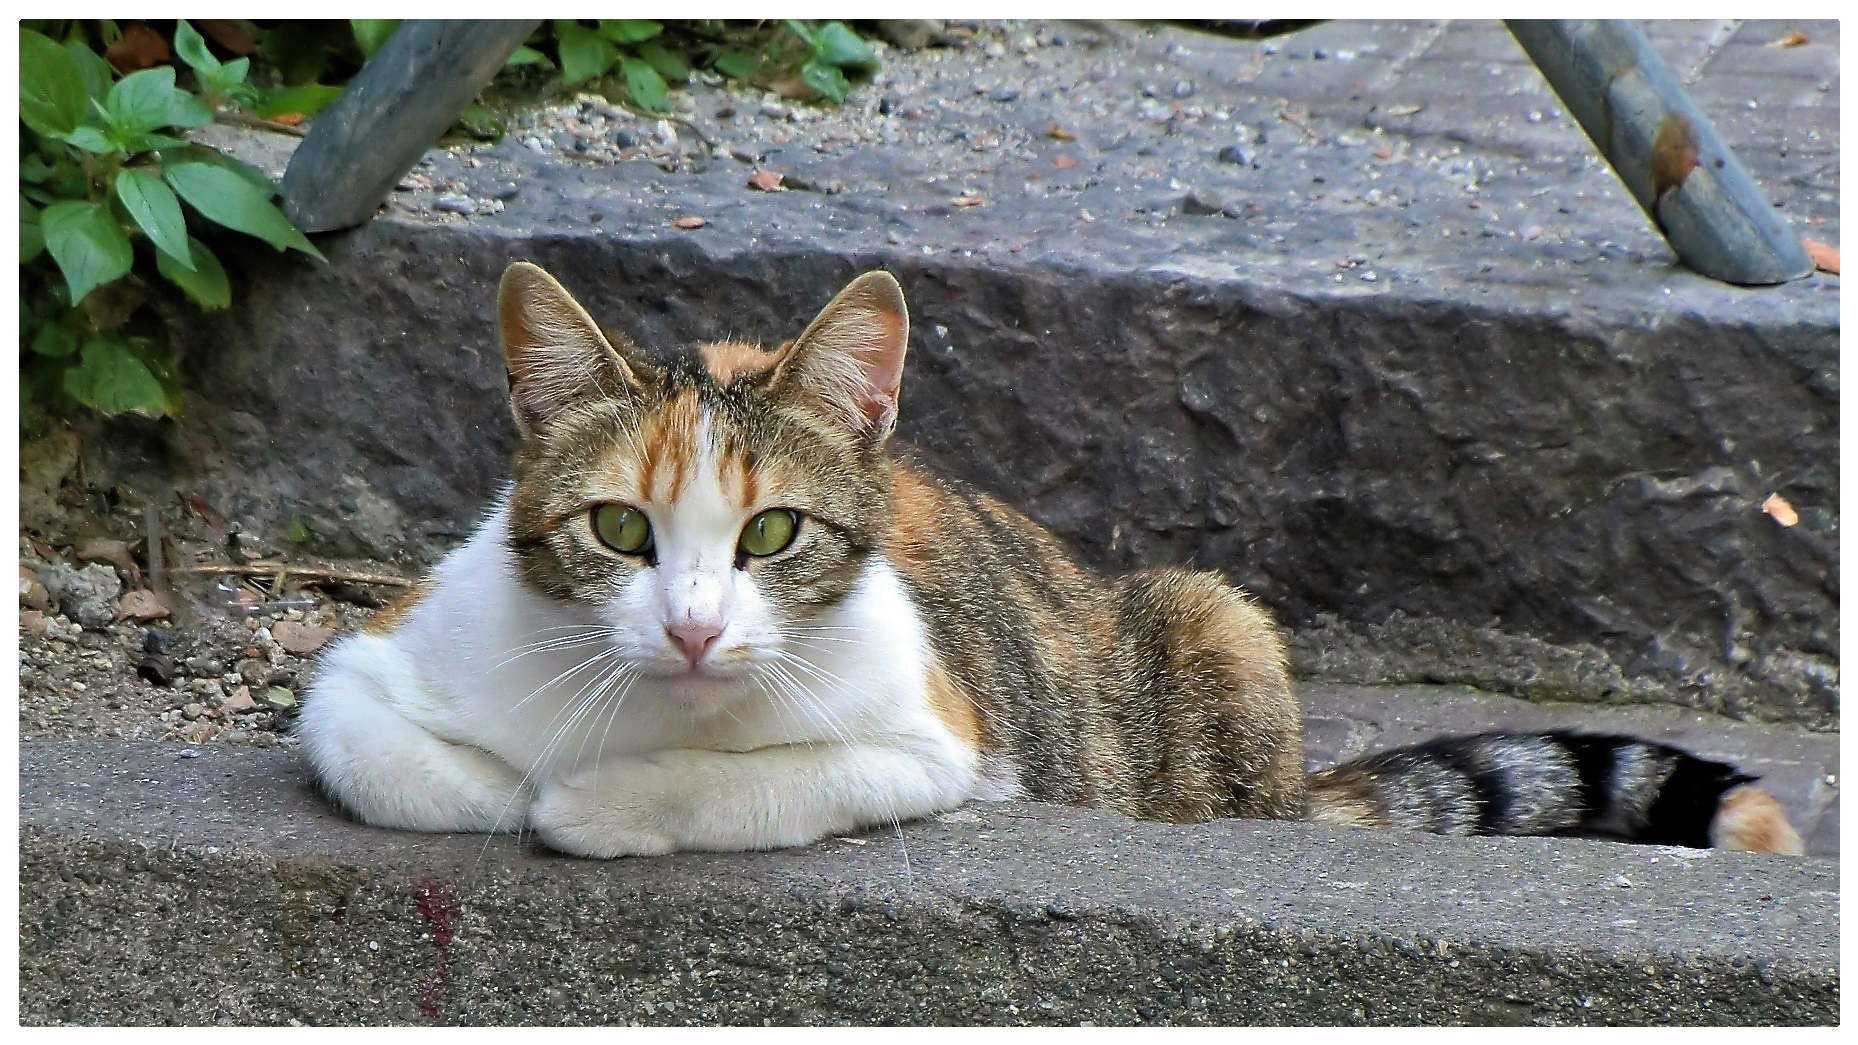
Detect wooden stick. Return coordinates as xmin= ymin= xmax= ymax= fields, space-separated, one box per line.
xmin=213 ymin=109 xmax=308 ymax=137
xmin=170 ymin=563 xmax=414 ymax=587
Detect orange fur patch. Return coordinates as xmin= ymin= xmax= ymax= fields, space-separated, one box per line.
xmin=1711 ymin=784 xmax=1806 ymax=855
xmin=701 ymin=340 xmax=780 ymax=384
xmin=638 ymin=390 xmax=704 ymax=502
xmin=1306 ymin=767 xmax=1388 ymax=829
xmin=923 ymin=655 xmax=984 ymax=750
xmin=360 ymin=581 xmax=429 ymax=636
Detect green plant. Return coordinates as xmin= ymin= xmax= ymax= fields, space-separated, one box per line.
xmin=19 ymin=22 xmax=322 ymax=421
xmin=508 ymin=20 xmax=880 ymax=113
xmin=773 ymin=20 xmax=879 ymax=103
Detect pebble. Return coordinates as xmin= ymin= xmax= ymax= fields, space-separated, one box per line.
xmin=118 ymin=588 xmax=170 ymax=622
xmin=434 ymin=195 xmax=477 ymax=216
xmin=1216 ymin=144 xmax=1256 ymax=167
xmin=760 ymin=102 xmax=789 ymax=120
xmin=272 ymin=620 xmax=337 ymax=656
xmin=989 ymin=84 xmax=1020 ymax=103
xmin=39 ymin=562 xmax=121 ymax=630
xmin=222 ymin=685 xmax=259 ymax=713
xmin=1173 ymin=80 xmax=1196 ymax=99
xmin=263 ymin=686 xmax=298 ymax=712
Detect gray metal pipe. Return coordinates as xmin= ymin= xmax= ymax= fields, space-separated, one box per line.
xmin=1506 ymin=19 xmax=1813 ymax=285
xmin=283 ymin=20 xmax=541 ymax=233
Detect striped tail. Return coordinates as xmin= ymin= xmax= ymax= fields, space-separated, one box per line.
xmin=1305 ymin=731 xmax=1804 ymax=855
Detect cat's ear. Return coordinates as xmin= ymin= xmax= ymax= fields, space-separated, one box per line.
xmin=770 ymin=271 xmax=909 ymax=438
xmin=497 ymin=261 xmax=651 ymax=434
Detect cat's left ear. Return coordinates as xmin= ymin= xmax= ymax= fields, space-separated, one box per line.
xmin=770 ymin=271 xmax=909 ymax=439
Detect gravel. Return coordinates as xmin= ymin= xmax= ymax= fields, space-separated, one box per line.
xmin=17 ymin=522 xmax=380 ymax=748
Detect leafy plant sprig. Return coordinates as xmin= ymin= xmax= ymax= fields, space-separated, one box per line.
xmin=19 ymin=23 xmax=322 ymax=420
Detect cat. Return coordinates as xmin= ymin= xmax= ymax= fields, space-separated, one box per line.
xmin=297 ymin=262 xmax=1805 ymax=859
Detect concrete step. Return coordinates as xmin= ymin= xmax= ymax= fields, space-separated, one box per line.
xmin=71 ymin=19 xmax=1837 ymax=727
xmin=18 ymin=681 xmax=1839 ymax=1025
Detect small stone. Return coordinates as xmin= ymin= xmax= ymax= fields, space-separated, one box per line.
xmin=183 ymin=702 xmax=207 ymax=721
xmin=118 ymin=588 xmax=171 ymax=622
xmin=222 ymin=685 xmax=259 ymax=713
xmin=238 ymin=658 xmax=271 ymax=688
xmin=612 ymin=127 xmax=638 ymax=149
xmin=1216 ymin=144 xmax=1256 ymax=167
xmin=263 ymin=686 xmax=298 ymax=712
xmin=492 ymin=184 xmax=520 ymax=201
xmin=20 ymin=567 xmax=50 ymax=611
xmin=272 ymin=620 xmax=336 ymax=656
xmin=1182 ymin=189 xmax=1232 ymax=216
xmin=1173 ymin=80 xmax=1196 ymax=99
xmin=39 ymin=562 xmax=122 ymax=630
xmin=989 ymin=84 xmax=1020 ymax=103
xmin=759 ymin=101 xmax=789 ymax=120
xmin=178 ymin=748 xmax=201 ymax=759
xmin=434 ymin=195 xmax=477 ymax=216
xmin=76 ymin=538 xmax=136 ymax=579
xmin=20 ymin=609 xmax=48 ymax=634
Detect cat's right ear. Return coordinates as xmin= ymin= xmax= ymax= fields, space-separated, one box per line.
xmin=497 ymin=261 xmax=649 ymax=434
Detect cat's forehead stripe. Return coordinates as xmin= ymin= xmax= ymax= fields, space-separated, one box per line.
xmin=639 ymin=389 xmax=705 ymax=502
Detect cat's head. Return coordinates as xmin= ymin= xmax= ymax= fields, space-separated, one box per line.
xmin=497 ymin=262 xmax=909 ymax=692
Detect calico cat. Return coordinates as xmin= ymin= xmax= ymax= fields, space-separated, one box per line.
xmin=297 ymin=263 xmax=1804 ymax=859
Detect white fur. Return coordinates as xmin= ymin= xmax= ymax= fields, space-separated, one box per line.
xmin=298 ymin=435 xmax=983 ymax=857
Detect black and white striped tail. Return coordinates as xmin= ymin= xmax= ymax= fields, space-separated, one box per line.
xmin=1305 ymin=731 xmax=1804 ymax=855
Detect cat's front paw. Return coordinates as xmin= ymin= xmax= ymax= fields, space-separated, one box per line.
xmin=530 ymin=762 xmax=680 ymax=858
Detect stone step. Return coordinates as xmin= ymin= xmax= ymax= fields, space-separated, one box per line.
xmin=18 ymin=723 xmax=1838 ymax=1026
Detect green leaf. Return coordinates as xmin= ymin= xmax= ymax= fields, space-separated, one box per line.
xmin=598 ymin=20 xmax=663 ymax=44
xmin=812 ymin=22 xmax=879 ymax=71
xmin=30 ymin=322 xmax=78 ymax=359
xmin=114 ymin=131 xmax=192 ymax=154
xmin=20 ymin=155 xmax=53 ymax=183
xmin=554 ymin=21 xmax=616 ymax=87
xmin=712 ymin=50 xmax=759 ymax=80
xmin=350 ymin=19 xmax=400 ymax=59
xmin=782 ymin=20 xmax=816 ymax=48
xmin=19 ymin=29 xmax=89 ymax=136
xmin=162 ymin=162 xmax=323 ymax=260
xmin=637 ymin=42 xmax=689 ymax=84
xmin=287 ymin=516 xmax=314 ymax=543
xmin=166 ymin=148 xmax=278 ymax=198
xmin=107 ymin=67 xmax=183 ymax=135
xmin=58 ymin=125 xmax=119 ymax=154
xmin=63 ymin=336 xmax=170 ymax=418
xmin=66 ymin=41 xmax=114 ymax=103
xmin=165 ymin=90 xmax=214 ymax=130
xmin=505 ymin=44 xmax=549 ymax=67
xmin=173 ymin=20 xmax=221 ymax=76
xmin=155 ymin=235 xmax=231 ymax=310
xmin=800 ymin=59 xmax=851 ymax=103
xmin=115 ymin=168 xmax=192 ymax=269
xmin=254 ymin=82 xmax=343 ymax=119
xmin=40 ymin=200 xmax=134 ymax=304
xmin=21 ymin=197 xmax=44 ymax=263
xmin=618 ymin=55 xmax=670 ymax=112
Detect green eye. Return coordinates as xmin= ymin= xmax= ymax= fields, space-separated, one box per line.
xmin=739 ymin=509 xmax=799 ymax=557
xmin=592 ymin=504 xmax=652 ymax=554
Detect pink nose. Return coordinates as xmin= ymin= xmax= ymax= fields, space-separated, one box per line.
xmin=667 ymin=622 xmax=722 ymax=666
